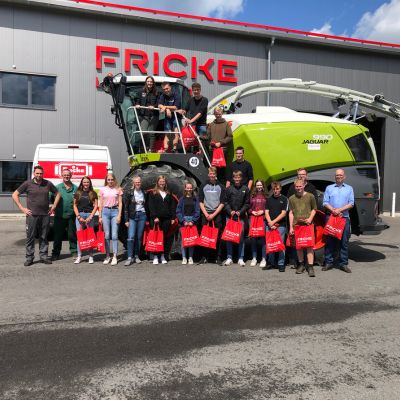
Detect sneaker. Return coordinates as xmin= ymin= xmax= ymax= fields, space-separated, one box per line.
xmin=224 ymin=258 xmax=233 ymax=266
xmin=340 ymin=265 xmax=352 ymax=273
xmin=182 ymin=257 xmax=188 ymax=265
xmin=103 ymin=257 xmax=111 ymax=265
xmin=197 ymin=257 xmax=208 ymax=265
xmin=124 ymin=258 xmax=132 ymax=266
xmin=153 ymin=257 xmax=159 ymax=265
xmin=216 ymin=257 xmax=223 ymax=266
xmin=279 ymin=267 xmax=286 ymax=272
xmin=238 ymin=259 xmax=246 ymax=267
xmin=322 ymin=264 xmax=333 ymax=271
xmin=259 ymin=258 xmax=267 ymax=268
xmin=250 ymin=258 xmax=257 ymax=267
xmin=40 ymin=258 xmax=52 ymax=265
xmin=74 ymin=257 xmax=81 ymax=264
xmin=161 ymin=255 xmax=168 ymax=264
xmin=51 ymin=254 xmax=59 ymax=261
xmin=24 ymin=260 xmax=34 ymax=267
xmin=111 ymin=256 xmax=118 ymax=266
xmin=188 ymin=257 xmax=194 ymax=265
xmin=135 ymin=257 xmax=142 ymax=264
xmin=88 ymin=256 xmax=94 ymax=264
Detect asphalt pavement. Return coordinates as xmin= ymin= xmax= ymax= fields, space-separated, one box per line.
xmin=0 ymin=216 xmax=399 ymax=400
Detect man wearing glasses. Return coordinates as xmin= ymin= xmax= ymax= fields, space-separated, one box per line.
xmin=12 ymin=165 xmax=61 ymax=266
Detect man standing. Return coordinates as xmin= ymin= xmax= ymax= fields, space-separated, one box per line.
xmin=51 ymin=169 xmax=78 ymax=260
xmin=288 ymin=178 xmax=317 ymax=277
xmin=183 ymin=82 xmax=208 ymax=137
xmin=226 ymin=146 xmax=253 ymax=190
xmin=198 ymin=167 xmax=226 ymax=265
xmin=12 ymin=165 xmax=61 ymax=266
xmin=287 ymin=168 xmax=318 ymax=202
xmin=322 ymin=169 xmax=354 ymax=273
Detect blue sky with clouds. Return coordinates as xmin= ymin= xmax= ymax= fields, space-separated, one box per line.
xmin=115 ymin=0 xmax=400 ymax=43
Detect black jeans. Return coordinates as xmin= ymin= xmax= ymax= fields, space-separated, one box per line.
xmin=26 ymin=215 xmax=50 ymax=261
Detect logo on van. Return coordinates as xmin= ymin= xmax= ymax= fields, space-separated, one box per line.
xmin=55 ymin=163 xmax=92 ymax=178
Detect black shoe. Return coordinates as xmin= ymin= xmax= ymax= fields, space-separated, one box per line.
xmin=24 ymin=260 xmax=33 ymax=267
xmin=40 ymin=258 xmax=52 ymax=265
xmin=216 ymin=257 xmax=223 ymax=266
xmin=340 ymin=265 xmax=352 ymax=273
xmin=322 ymin=264 xmax=333 ymax=271
xmin=51 ymin=254 xmax=59 ymax=261
xmin=197 ymin=257 xmax=208 ymax=265
xmin=279 ymin=267 xmax=285 ymax=272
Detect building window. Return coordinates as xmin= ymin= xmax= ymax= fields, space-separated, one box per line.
xmin=1 ymin=161 xmax=31 ymax=193
xmin=0 ymin=72 xmax=56 ymax=110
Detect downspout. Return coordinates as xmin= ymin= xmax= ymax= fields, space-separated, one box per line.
xmin=266 ymin=37 xmax=275 ymax=106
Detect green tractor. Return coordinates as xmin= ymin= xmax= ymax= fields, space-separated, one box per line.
xmin=101 ymin=75 xmax=398 ymax=247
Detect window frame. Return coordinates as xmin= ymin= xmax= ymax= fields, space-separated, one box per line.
xmin=0 ymin=161 xmax=32 ymax=194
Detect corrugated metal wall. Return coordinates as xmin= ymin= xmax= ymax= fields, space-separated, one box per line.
xmin=0 ymin=2 xmax=399 ymax=212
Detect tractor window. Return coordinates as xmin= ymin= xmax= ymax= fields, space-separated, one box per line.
xmin=346 ymin=134 xmax=374 ymax=162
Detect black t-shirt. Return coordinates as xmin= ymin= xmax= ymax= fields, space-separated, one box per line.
xmin=183 ymin=197 xmax=195 ymax=216
xmin=77 ymin=191 xmax=94 ymax=213
xmin=266 ymin=195 xmax=288 ymax=227
xmin=185 ymin=96 xmax=208 ymax=125
xmin=227 ymin=160 xmax=254 ymax=186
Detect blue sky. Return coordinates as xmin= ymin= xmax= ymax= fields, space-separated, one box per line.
xmin=115 ymin=0 xmax=400 ymax=43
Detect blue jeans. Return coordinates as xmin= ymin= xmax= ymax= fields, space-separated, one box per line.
xmin=127 ymin=211 xmax=146 ymax=259
xmin=226 ymin=217 xmax=245 ymax=260
xmin=164 ymin=117 xmax=178 ymax=131
xmin=266 ymin=226 xmax=286 ymax=267
xmin=182 ymin=246 xmax=194 ymax=258
xmin=324 ymin=217 xmax=351 ymax=266
xmin=251 ymin=222 xmax=266 ymax=260
xmin=195 ymin=124 xmax=207 ymax=138
xmin=75 ymin=212 xmax=94 ymax=257
xmin=102 ymin=207 xmax=119 ymax=256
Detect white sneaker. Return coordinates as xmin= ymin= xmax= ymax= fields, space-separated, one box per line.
xmin=124 ymin=258 xmax=132 ymax=266
xmin=74 ymin=257 xmax=81 ymax=264
xmin=250 ymin=258 xmax=257 ymax=267
xmin=161 ymin=255 xmax=168 ymax=264
xmin=88 ymin=256 xmax=94 ymax=264
xmin=188 ymin=257 xmax=194 ymax=265
xmin=135 ymin=257 xmax=142 ymax=264
xmin=238 ymin=259 xmax=246 ymax=267
xmin=182 ymin=257 xmax=188 ymax=265
xmin=103 ymin=257 xmax=111 ymax=265
xmin=153 ymin=257 xmax=159 ymax=265
xmin=111 ymin=256 xmax=118 ymax=266
xmin=224 ymin=258 xmax=233 ymax=266
xmin=260 ymin=258 xmax=267 ymax=268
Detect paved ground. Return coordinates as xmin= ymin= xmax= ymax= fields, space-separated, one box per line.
xmin=0 ymin=217 xmax=399 ymax=400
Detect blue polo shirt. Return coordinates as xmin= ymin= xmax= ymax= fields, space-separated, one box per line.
xmin=323 ymin=183 xmax=354 ymax=218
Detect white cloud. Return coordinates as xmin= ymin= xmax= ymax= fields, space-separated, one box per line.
xmin=352 ymin=0 xmax=400 ymax=43
xmin=116 ymin=0 xmax=244 ymax=19
xmin=310 ymin=22 xmax=334 ymax=35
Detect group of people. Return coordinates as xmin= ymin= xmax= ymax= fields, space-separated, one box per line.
xmin=13 ymin=155 xmax=354 ymax=276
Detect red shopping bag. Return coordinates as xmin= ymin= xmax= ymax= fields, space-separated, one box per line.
xmin=221 ymin=217 xmax=242 ymax=244
xmin=96 ymin=224 xmax=106 ymax=253
xmin=294 ymin=224 xmax=315 ymax=249
xmin=142 ymin=224 xmax=150 ymax=246
xmin=265 ymin=229 xmax=285 ymax=253
xmin=323 ymin=215 xmax=347 ymax=240
xmin=145 ymin=224 xmax=164 ymax=252
xmin=249 ymin=215 xmax=265 ymax=237
xmin=77 ymin=226 xmax=97 ymax=251
xmin=286 ymin=233 xmax=296 ymax=248
xmin=211 ymin=147 xmax=226 ymax=167
xmin=197 ymin=221 xmax=219 ymax=249
xmin=181 ymin=125 xmax=197 ymax=150
xmin=181 ymin=225 xmax=199 ymax=248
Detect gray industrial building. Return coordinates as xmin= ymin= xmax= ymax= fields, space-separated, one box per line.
xmin=0 ymin=0 xmax=399 ymax=212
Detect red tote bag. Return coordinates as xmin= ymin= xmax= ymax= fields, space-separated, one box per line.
xmin=145 ymin=224 xmax=164 ymax=252
xmin=211 ymin=147 xmax=226 ymax=167
xmin=181 ymin=125 xmax=197 ymax=150
xmin=265 ymin=229 xmax=285 ymax=253
xmin=197 ymin=221 xmax=219 ymax=249
xmin=96 ymin=224 xmax=106 ymax=253
xmin=294 ymin=224 xmax=315 ymax=249
xmin=77 ymin=226 xmax=97 ymax=251
xmin=286 ymin=233 xmax=296 ymax=248
xmin=221 ymin=217 xmax=242 ymax=244
xmin=323 ymin=215 xmax=347 ymax=240
xmin=181 ymin=225 xmax=199 ymax=248
xmin=249 ymin=215 xmax=265 ymax=237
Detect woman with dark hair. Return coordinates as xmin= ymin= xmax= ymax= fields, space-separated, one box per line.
xmin=73 ymin=176 xmax=98 ymax=264
xmin=147 ymin=175 xmax=177 ymax=264
xmin=176 ymin=181 xmax=200 ymax=265
xmin=249 ymin=179 xmax=267 ymax=267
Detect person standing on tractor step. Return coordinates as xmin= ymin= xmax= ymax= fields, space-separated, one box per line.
xmin=158 ymin=82 xmax=182 ymax=152
xmin=147 ymin=175 xmax=177 ymax=264
xmin=51 ymin=168 xmax=78 ymax=261
xmin=226 ymin=146 xmax=254 ymax=190
xmin=182 ymin=82 xmax=209 ymax=138
xmin=322 ymin=169 xmax=354 ymax=273
xmin=12 ymin=165 xmax=61 ymax=266
xmin=224 ymin=170 xmax=250 ymax=267
xmin=288 ymin=178 xmax=317 ymax=277
xmin=99 ymin=173 xmax=123 ymax=266
xmin=123 ymin=175 xmax=147 ymax=266
xmin=198 ymin=166 xmax=226 ymax=265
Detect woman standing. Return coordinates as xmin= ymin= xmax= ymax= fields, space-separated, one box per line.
xmin=176 ymin=182 xmax=200 ymax=265
xmin=73 ymin=176 xmax=98 ymax=264
xmin=147 ymin=175 xmax=177 ymax=264
xmin=123 ymin=175 xmax=147 ymax=266
xmin=249 ymin=179 xmax=267 ymax=267
xmin=99 ymin=173 xmax=123 ymax=265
